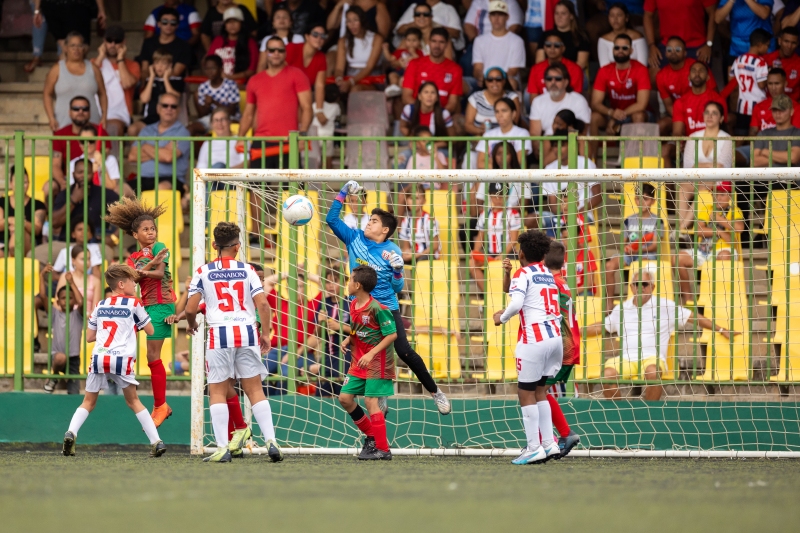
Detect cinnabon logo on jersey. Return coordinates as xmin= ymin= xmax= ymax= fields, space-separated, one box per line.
xmin=97 ymin=308 xmax=131 ymax=318
xmin=530 ymin=274 xmax=554 ymax=284
xmin=208 ymin=270 xmax=247 ymax=281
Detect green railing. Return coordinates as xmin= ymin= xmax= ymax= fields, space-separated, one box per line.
xmin=2 ymin=130 xmax=799 ymax=392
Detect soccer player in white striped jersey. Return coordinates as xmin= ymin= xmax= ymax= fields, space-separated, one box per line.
xmin=186 ymin=222 xmax=281 ymax=463
xmin=62 ymin=264 xmax=166 ymax=458
xmin=493 ymin=230 xmax=563 ymax=465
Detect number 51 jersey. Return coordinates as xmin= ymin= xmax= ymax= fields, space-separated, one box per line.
xmin=508 ymin=263 xmax=562 ymax=344
xmin=189 ymin=258 xmax=265 ymax=349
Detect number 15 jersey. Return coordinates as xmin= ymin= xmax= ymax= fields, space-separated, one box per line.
xmin=189 ymin=258 xmax=264 ymax=349
xmin=507 ymin=263 xmax=561 ymax=344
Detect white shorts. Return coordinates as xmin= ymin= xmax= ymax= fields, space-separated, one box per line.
xmin=85 ymin=372 xmax=139 ymax=393
xmin=206 ymin=345 xmax=267 ymax=384
xmin=515 ymin=336 xmax=563 ymax=385
xmin=684 ymin=247 xmax=737 ymax=268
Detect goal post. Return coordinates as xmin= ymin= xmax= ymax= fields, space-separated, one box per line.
xmin=190 ymin=166 xmax=800 ymax=458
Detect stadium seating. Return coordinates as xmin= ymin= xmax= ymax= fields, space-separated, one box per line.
xmin=574 ymin=295 xmax=605 ymax=380
xmin=140 ymin=191 xmax=184 ymax=283
xmin=0 ymin=258 xmax=39 ymax=375
xmin=771 ymin=274 xmax=800 ymax=381
xmin=23 ymin=155 xmax=50 ymax=203
xmin=277 ymin=190 xmax=321 ymax=299
xmin=424 ymin=189 xmax=458 ymax=257
xmin=471 ymin=260 xmax=517 ymax=381
xmin=136 ymin=334 xmax=175 ymax=377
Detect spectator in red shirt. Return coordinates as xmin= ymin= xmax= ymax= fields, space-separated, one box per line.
xmin=672 ymin=61 xmax=727 ymax=136
xmin=236 ymin=36 xmax=312 ymax=169
xmin=206 ymin=7 xmax=258 ymax=82
xmin=644 ymin=0 xmax=716 ymax=68
xmin=334 ymin=6 xmax=384 ymax=94
xmin=590 ymin=34 xmax=651 ymax=158
xmin=263 ymin=271 xmax=318 ymax=378
xmin=402 ymin=27 xmax=463 ymax=115
xmin=526 ymin=33 xmax=584 ymax=96
xmin=764 ymin=27 xmax=800 ymax=101
xmin=750 ymin=68 xmax=800 ymax=133
xmin=286 ymin=25 xmax=329 ymax=112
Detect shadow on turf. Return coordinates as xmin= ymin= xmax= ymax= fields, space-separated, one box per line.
xmin=0 ymin=442 xmax=192 ymax=454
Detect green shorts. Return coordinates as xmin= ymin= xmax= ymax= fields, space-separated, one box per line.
xmin=340 ymin=375 xmax=394 ymax=397
xmin=545 ymin=365 xmax=574 ymax=386
xmin=145 ymin=303 xmax=176 ymax=340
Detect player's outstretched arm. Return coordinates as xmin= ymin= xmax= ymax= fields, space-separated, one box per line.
xmin=498 ymin=291 xmax=524 ymax=324
xmin=325 ymin=181 xmax=362 ymax=245
xmin=388 ymin=251 xmax=405 ymax=291
xmin=185 ymin=293 xmax=203 ymax=334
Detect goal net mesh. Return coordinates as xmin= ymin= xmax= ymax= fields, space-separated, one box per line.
xmin=191 ymin=169 xmax=800 ymax=454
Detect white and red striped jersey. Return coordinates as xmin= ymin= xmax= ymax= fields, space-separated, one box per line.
xmin=399 ymin=211 xmax=441 ymax=257
xmin=88 ymin=295 xmax=151 ymax=376
xmin=501 ymin=263 xmax=561 ymax=344
xmin=475 ymin=208 xmax=521 ymax=255
xmin=729 ymin=54 xmax=768 ymax=115
xmin=189 ymin=257 xmax=264 ymax=349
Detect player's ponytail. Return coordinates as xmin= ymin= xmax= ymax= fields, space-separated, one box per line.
xmin=104 ymin=197 xmax=166 ymax=236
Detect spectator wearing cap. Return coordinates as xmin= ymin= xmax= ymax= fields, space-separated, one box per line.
xmin=644 ymin=0 xmax=716 ymax=68
xmin=753 ymin=94 xmax=800 ymax=167
xmin=597 ymin=3 xmax=648 ymax=68
xmin=471 ymin=0 xmax=526 ymax=90
xmin=464 ymin=0 xmax=523 ymax=41
xmin=589 ymin=33 xmax=651 ymax=160
xmin=138 ymin=6 xmax=193 ymax=83
xmin=534 ymin=2 xmax=590 ymax=69
xmin=715 ymin=0 xmax=774 ymax=59
xmin=750 ymin=68 xmax=800 ymax=134
xmin=402 ymin=27 xmax=463 ymax=115
xmin=464 ymin=67 xmax=521 ymax=136
xmin=207 ymin=6 xmax=259 ymax=82
xmin=763 ymin=28 xmax=800 ymax=101
xmin=92 ymin=25 xmax=140 ymax=138
xmin=143 ymin=0 xmax=201 ymax=45
xmin=236 ymin=36 xmax=312 ymax=169
xmin=526 ymin=32 xmax=584 ymax=96
xmin=394 ymin=0 xmax=464 ymax=52
xmin=200 ymin=0 xmax=258 ymax=51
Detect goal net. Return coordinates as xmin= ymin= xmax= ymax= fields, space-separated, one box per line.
xmin=190 ymin=167 xmax=800 ymax=457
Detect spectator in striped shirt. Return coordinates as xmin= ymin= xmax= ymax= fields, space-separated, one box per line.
xmin=470 ymin=182 xmax=522 ymax=293
xmin=399 ymin=185 xmax=442 ymax=263
xmin=729 ymin=29 xmax=771 ymax=135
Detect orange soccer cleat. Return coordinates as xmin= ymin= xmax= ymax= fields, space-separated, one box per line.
xmin=151 ymin=403 xmax=173 ymax=428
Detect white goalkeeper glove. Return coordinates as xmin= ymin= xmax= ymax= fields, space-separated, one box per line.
xmin=336 ymin=180 xmax=363 ymax=202
xmin=388 ymin=251 xmax=404 ymax=279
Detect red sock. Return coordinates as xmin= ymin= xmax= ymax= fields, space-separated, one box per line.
xmin=370 ymin=412 xmax=389 ymax=452
xmin=353 ymin=413 xmax=374 ymax=437
xmin=547 ymin=394 xmax=570 ymax=437
xmin=148 ymin=360 xmax=167 ymax=408
xmin=227 ymin=396 xmax=246 ymax=440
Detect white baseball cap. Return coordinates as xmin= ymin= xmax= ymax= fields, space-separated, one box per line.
xmin=488 ymin=0 xmax=509 ymax=14
xmin=223 ymin=6 xmax=244 ymax=22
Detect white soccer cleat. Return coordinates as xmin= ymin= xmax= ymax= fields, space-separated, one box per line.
xmin=543 ymin=441 xmax=561 ymax=461
xmin=511 ymin=445 xmax=547 ymax=465
xmin=432 ymin=388 xmax=451 ymax=415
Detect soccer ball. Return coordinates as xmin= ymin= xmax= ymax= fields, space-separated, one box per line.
xmin=282 ymin=194 xmax=315 ymax=226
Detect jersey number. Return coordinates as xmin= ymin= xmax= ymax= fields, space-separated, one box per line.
xmin=215 ymin=281 xmax=246 ymax=312
xmin=738 ymin=74 xmax=754 ymax=92
xmin=540 ymin=288 xmax=559 ymax=315
xmin=102 ymin=321 xmax=118 ymax=347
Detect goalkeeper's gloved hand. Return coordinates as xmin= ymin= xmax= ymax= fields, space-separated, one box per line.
xmin=336 ymin=180 xmax=363 ymax=202
xmin=388 ymin=251 xmax=404 ymax=279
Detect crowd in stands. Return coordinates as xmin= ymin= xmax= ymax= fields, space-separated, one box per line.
xmin=12 ymin=0 xmax=800 ymax=393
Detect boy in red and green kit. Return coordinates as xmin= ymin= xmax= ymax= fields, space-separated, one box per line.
xmin=338 ymin=265 xmax=397 ymax=461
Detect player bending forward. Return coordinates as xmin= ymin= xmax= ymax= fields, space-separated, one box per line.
xmin=62 ymin=265 xmax=166 ymax=458
xmin=338 ymin=266 xmax=398 ymax=460
xmin=494 ymin=230 xmax=563 ymax=465
xmin=186 ymin=222 xmax=282 ymax=463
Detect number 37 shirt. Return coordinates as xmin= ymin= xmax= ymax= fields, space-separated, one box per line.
xmin=189 ymin=258 xmax=264 ymax=349
xmin=499 ymin=263 xmax=562 ymax=344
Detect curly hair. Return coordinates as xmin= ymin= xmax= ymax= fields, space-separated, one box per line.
xmin=518 ymin=230 xmax=552 ymax=264
xmin=104 ymin=197 xmax=166 ymax=236
xmin=213 ymin=222 xmax=240 ymax=248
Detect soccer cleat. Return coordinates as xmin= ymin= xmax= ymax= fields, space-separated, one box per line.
xmin=511 ymin=445 xmax=547 ymax=465
xmin=151 ymin=403 xmax=173 ymax=428
xmin=558 ymin=432 xmax=581 ymax=458
xmin=358 ymin=447 xmax=392 ymax=461
xmin=266 ymin=439 xmax=284 ymax=463
xmin=543 ymin=441 xmax=561 ymax=461
xmin=44 ymin=379 xmax=57 ymax=393
xmin=228 ymin=426 xmax=252 ymax=454
xmin=203 ymin=448 xmax=232 ymax=462
xmin=432 ymin=388 xmax=451 ymax=415
xmin=358 ymin=437 xmax=376 ymax=459
xmin=149 ymin=440 xmax=167 ymax=458
xmin=231 ymin=448 xmax=244 ymax=459
xmin=62 ymin=431 xmax=76 ymax=456
xmin=377 ymin=397 xmax=390 ymax=417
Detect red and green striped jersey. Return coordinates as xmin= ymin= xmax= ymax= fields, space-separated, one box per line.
xmin=348 ymin=296 xmax=397 ymax=380
xmin=553 ymin=273 xmax=581 ymax=366
xmin=127 ymin=241 xmax=176 ymax=306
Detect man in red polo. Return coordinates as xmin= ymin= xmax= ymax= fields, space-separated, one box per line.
xmin=750 ymin=68 xmax=800 ymax=133
xmin=672 ymin=61 xmax=727 ymax=136
xmin=527 ymin=32 xmax=583 ymax=96
xmin=764 ymin=27 xmax=800 ymax=101
xmin=402 ymin=27 xmax=462 ymax=114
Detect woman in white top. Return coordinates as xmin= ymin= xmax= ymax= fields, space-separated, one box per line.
xmin=597 ymin=3 xmax=647 ymax=68
xmin=678 ymin=101 xmax=733 ymax=230
xmin=464 ymin=67 xmax=521 ymax=136
xmin=195 ymin=108 xmax=245 ymax=172
xmin=256 ymin=6 xmax=304 ymax=72
xmin=334 ymin=6 xmax=383 ymax=94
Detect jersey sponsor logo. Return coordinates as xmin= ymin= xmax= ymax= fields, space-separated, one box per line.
xmin=610 ymin=89 xmax=636 ymax=101
xmin=208 ymin=270 xmax=247 ymax=281
xmin=530 ymin=274 xmax=554 ymax=284
xmin=96 ymin=307 xmax=131 ymax=318
xmin=95 ymin=347 xmax=123 ymax=356
xmin=687 ymin=115 xmax=705 ymax=131
xmin=355 ymin=257 xmax=385 ymax=271
xmin=223 ymin=315 xmax=250 ymax=322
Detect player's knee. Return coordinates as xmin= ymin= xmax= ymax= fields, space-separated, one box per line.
xmin=54 ymin=352 xmax=67 ymax=366
xmin=717 ymin=250 xmax=732 ymax=261
xmin=338 ymin=394 xmax=354 ymax=410
xmin=604 ymin=366 xmax=618 ymax=379
xmin=644 ymin=365 xmax=659 ymax=380
xmin=606 ymin=256 xmax=619 ymax=270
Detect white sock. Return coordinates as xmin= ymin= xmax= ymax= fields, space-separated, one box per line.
xmin=251 ymin=400 xmax=276 ymax=441
xmin=521 ymin=405 xmax=540 ymax=449
xmin=537 ymin=401 xmax=554 ymax=447
xmin=68 ymin=407 xmax=89 ymax=436
xmin=136 ymin=409 xmax=161 ymax=445
xmin=209 ymin=403 xmax=230 ymax=448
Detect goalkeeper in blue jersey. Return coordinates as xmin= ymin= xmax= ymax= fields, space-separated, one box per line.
xmin=326 ymin=180 xmax=451 ymax=415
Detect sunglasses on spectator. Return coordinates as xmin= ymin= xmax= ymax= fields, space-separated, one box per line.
xmin=309 ymin=31 xmax=327 ymax=39
xmin=545 ymin=76 xmax=564 ymax=82
xmin=71 ymin=106 xmax=90 ymax=112
xmin=544 ymin=42 xmax=563 ymax=48
xmin=105 ymin=38 xmax=123 ymax=44
xmin=414 ymin=11 xmax=432 ymax=17
xmin=614 ymin=45 xmax=630 ymax=51
xmin=160 ymin=19 xmax=178 ymax=26
xmin=630 ymin=281 xmax=651 ymax=289
xmin=486 ymin=77 xmax=504 ymax=83
xmin=159 ymin=103 xmax=179 ymax=109
xmin=666 ymin=46 xmax=683 ymax=53
xmin=267 ymin=47 xmax=286 ymax=54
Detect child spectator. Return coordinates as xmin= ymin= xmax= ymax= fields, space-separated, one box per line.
xmin=604 ymin=183 xmax=665 ymax=311
xmin=42 ymin=265 xmax=84 ymax=395
xmin=52 ymin=221 xmax=104 ymax=281
xmin=470 ymin=183 xmax=521 ymax=293
xmin=549 ymin=193 xmax=598 ymax=297
xmin=311 ymin=84 xmax=341 ymax=170
xmin=406 ymin=126 xmax=449 ymax=171
xmin=399 ymin=185 xmax=441 ymax=263
xmin=129 ymin=49 xmax=185 ymax=136
xmin=68 ymin=125 xmax=120 ymax=194
xmin=194 ymin=55 xmax=242 ymax=130
xmin=729 ymin=29 xmax=771 ymax=135
xmin=344 ymin=190 xmax=369 ymax=231
xmin=681 ymin=181 xmax=744 ymax=266
xmin=55 ymin=245 xmax=103 ymax=313
xmin=207 ymin=7 xmax=258 ymax=82
xmin=382 ymin=27 xmax=423 ymax=97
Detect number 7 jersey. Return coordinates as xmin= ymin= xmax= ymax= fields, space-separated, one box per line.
xmin=88 ymin=296 xmax=152 ymax=375
xmin=508 ymin=263 xmax=561 ymax=344
xmin=189 ymin=258 xmax=265 ymax=349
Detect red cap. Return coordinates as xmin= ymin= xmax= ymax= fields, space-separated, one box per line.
xmin=715 ymin=181 xmax=733 ymax=193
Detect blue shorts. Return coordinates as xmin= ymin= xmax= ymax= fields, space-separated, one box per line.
xmin=623 ymin=253 xmax=659 ymax=267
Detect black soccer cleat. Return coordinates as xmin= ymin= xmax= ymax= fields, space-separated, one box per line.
xmin=149 ymin=440 xmax=167 ymax=458
xmin=62 ymin=431 xmax=76 ymax=456
xmin=358 ymin=447 xmax=392 ymax=461
xmin=358 ymin=437 xmax=376 ymax=459
xmin=558 ymin=432 xmax=581 ymax=458
xmin=266 ymin=439 xmax=284 ymax=463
